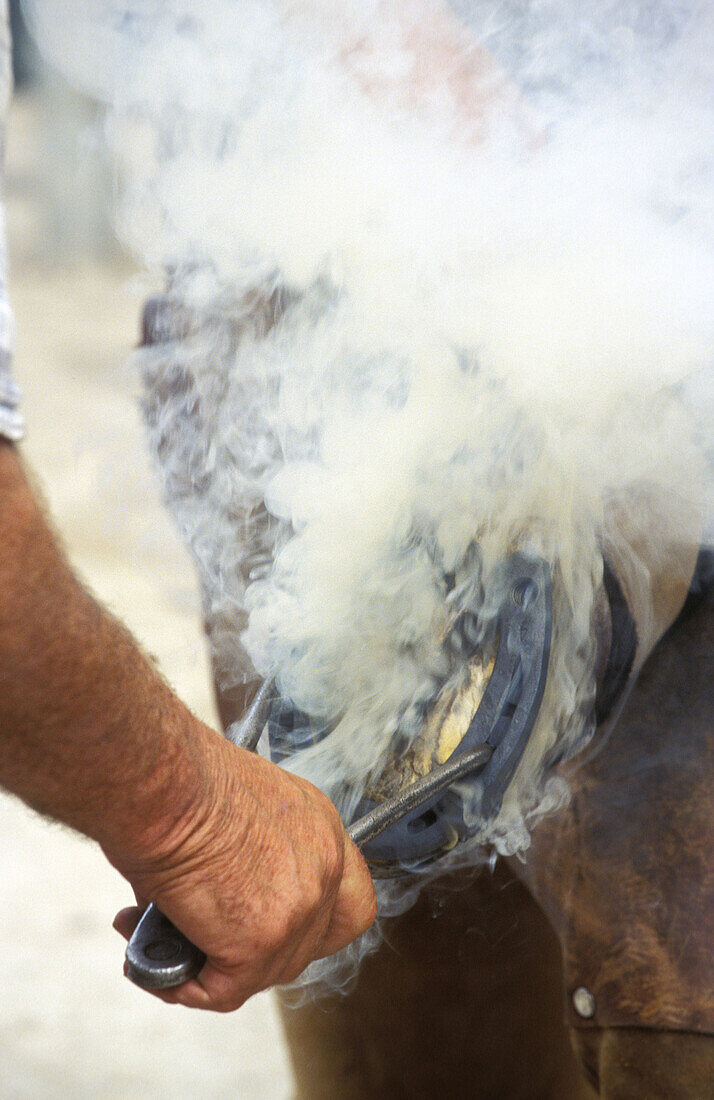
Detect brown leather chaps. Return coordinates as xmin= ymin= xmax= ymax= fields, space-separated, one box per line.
xmin=222 ymin=583 xmax=713 ymax=1098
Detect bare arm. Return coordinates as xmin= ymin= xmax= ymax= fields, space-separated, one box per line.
xmin=0 ymin=440 xmax=376 ymax=1010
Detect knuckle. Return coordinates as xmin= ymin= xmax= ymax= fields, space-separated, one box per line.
xmin=297 ymin=879 xmax=323 ymax=920
xmin=316 ymin=849 xmax=343 ymax=902
xmin=258 ymin=907 xmax=302 ymax=954
xmin=198 ymin=968 xmax=254 ymax=1013
xmin=361 ymin=890 xmax=378 ymax=931
xmin=316 ymin=830 xmax=345 ymax=896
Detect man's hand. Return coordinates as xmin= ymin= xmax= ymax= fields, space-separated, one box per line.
xmin=0 ymin=441 xmax=375 ymax=1011
xmin=111 ymin=732 xmax=376 ymax=1012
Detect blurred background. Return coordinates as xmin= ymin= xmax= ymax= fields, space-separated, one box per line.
xmin=1 ymin=3 xmax=292 ymax=1095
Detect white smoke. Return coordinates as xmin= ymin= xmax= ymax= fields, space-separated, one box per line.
xmin=25 ymin=0 xmax=714 ymax=991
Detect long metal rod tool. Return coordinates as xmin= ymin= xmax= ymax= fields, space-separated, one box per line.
xmin=125 ymin=735 xmax=492 ymax=990
xmin=347 ymin=745 xmax=492 ymax=846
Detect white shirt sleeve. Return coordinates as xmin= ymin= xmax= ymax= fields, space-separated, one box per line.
xmin=0 ymin=0 xmax=22 ymax=443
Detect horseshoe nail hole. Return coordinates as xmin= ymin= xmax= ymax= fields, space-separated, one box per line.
xmin=407 ymin=808 xmax=439 ymax=833
xmin=512 ymin=579 xmax=538 ymax=609
xmin=144 ymin=940 xmax=182 ymax=962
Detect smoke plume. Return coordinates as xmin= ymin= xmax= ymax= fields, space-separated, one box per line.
xmin=26 ymin=0 xmax=714 ymax=993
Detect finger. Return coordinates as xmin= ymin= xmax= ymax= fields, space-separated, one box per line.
xmin=120 ymin=951 xmax=221 ymax=1010
xmin=267 ymin=846 xmax=376 ymax=986
xmin=112 ymin=883 xmax=151 ymax=939
xmin=166 ymin=906 xmax=333 ymax=1011
xmin=265 ymin=902 xmax=337 ymax=988
xmin=154 ymin=976 xmax=214 ymax=1010
xmin=123 ymin=971 xmax=194 ymax=1007
xmin=317 ymin=839 xmax=377 ymax=958
xmin=113 ymin=905 xmax=144 ymax=940
xmin=168 ymin=956 xmax=280 ymax=1013
xmin=123 ymin=898 xmax=337 ymax=1011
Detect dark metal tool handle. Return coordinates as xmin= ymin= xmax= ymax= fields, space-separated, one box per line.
xmin=125 ymin=903 xmax=206 ymax=989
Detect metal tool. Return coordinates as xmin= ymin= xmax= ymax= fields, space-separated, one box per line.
xmin=125 ymin=551 xmax=552 ymax=990
xmin=125 ymin=742 xmax=494 ymax=989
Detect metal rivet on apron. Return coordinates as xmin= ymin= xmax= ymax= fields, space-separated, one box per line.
xmin=572 ymin=986 xmax=596 ymax=1019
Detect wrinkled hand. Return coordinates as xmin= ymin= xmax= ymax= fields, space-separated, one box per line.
xmin=111 ymin=731 xmax=376 ymax=1012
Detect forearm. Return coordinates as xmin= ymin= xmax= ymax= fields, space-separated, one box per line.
xmin=0 ymin=441 xmax=376 ymax=1011
xmin=0 ymin=440 xmax=214 ymax=862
